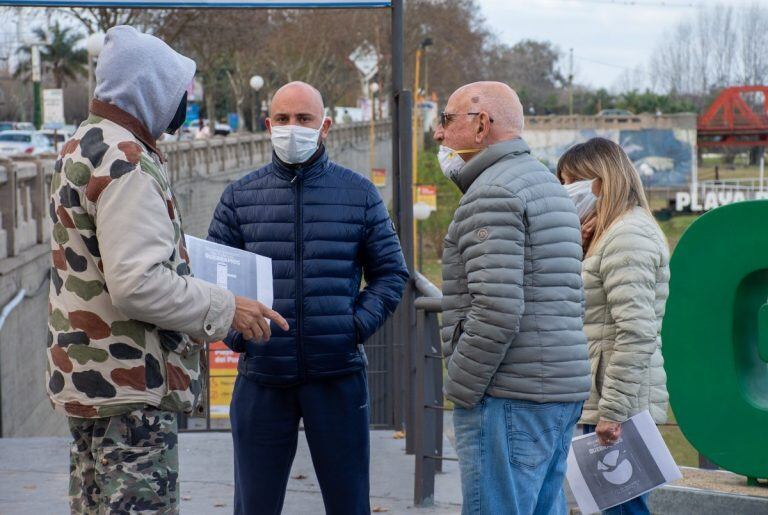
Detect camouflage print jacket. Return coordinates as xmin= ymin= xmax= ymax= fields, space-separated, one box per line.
xmin=46 ymin=99 xmax=236 ymax=419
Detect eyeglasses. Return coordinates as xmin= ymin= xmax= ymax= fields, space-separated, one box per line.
xmin=439 ymin=111 xmax=495 ymax=128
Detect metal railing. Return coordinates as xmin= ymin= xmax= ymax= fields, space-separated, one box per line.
xmin=0 ymin=121 xmax=392 ymax=261
xmin=161 ymin=121 xmax=391 ymax=184
xmin=410 ymin=273 xmax=450 ymax=507
xmin=700 ymin=177 xmax=767 ymax=192
xmin=697 ymin=178 xmax=768 ymax=205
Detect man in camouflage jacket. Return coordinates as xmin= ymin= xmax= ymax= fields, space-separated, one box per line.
xmin=46 ymin=26 xmax=286 ymax=514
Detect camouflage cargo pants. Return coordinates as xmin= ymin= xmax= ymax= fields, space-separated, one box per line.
xmin=68 ymin=407 xmax=179 ymax=515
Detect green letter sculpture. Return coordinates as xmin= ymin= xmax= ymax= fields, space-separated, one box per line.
xmin=663 ymin=201 xmax=768 ymax=482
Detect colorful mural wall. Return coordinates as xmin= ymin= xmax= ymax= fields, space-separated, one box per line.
xmin=526 ymin=128 xmax=696 ymax=187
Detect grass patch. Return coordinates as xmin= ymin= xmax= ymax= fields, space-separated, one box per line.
xmin=698 ymin=163 xmax=764 ymax=181
xmin=418 ymin=258 xmax=443 ymax=288
xmin=658 ymin=214 xmax=698 ymax=251
xmin=660 ymin=408 xmax=699 ymax=468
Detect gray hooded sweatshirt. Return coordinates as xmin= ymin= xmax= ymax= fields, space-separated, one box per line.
xmin=47 ymin=26 xmax=236 ymax=417
xmin=441 ymin=138 xmax=591 ymax=409
xmin=94 ymin=25 xmax=195 ymax=139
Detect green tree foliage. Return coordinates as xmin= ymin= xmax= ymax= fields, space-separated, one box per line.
xmin=615 ymin=90 xmax=697 ymax=115
xmin=15 ymin=22 xmax=87 ymax=88
xmin=417 ymin=139 xmax=462 ymax=260
xmin=572 ymin=87 xmax=696 ymax=116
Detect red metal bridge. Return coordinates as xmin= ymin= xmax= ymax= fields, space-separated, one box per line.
xmin=698 ymin=86 xmax=768 ymax=148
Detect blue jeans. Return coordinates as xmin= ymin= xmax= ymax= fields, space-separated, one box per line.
xmin=582 ymin=425 xmax=651 ymax=515
xmin=453 ymin=397 xmax=583 ymax=515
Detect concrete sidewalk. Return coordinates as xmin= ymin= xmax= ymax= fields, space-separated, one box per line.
xmin=0 ymin=431 xmax=462 ymax=515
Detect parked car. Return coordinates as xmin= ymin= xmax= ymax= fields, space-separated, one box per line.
xmin=0 ymin=121 xmax=36 ymax=132
xmin=597 ymin=109 xmax=635 ymax=117
xmin=0 ymin=130 xmax=54 ymax=156
xmin=38 ymin=129 xmax=74 ymax=148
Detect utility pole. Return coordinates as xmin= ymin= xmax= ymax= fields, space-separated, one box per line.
xmin=32 ymin=44 xmax=41 ymax=129
xmin=411 ymin=46 xmax=421 ymax=186
xmin=424 ymin=56 xmax=428 ymax=97
xmin=568 ymin=47 xmax=574 ymax=116
xmin=16 ymin=11 xmax=27 ymax=122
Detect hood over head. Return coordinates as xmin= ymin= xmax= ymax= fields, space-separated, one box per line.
xmin=94 ymin=25 xmax=195 ymax=140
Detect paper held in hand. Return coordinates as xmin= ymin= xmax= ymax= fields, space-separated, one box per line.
xmin=185 ymin=236 xmax=273 ymax=309
xmin=566 ymin=410 xmax=682 ymax=514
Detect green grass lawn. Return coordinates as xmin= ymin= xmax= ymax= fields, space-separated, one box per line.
xmin=659 ymin=214 xmax=698 ymax=251
xmin=661 ymin=408 xmax=699 ymax=468
xmin=419 ymin=258 xmax=443 ymax=288
xmin=698 ymin=163 xmax=764 ymax=182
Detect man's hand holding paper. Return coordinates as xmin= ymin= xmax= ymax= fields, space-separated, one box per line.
xmin=186 ymin=236 xmax=285 ymax=343
xmin=233 ymin=296 xmax=289 ymax=342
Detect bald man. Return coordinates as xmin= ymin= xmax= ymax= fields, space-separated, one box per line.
xmin=208 ymin=81 xmax=408 ymax=514
xmin=436 ymin=82 xmax=590 ymax=514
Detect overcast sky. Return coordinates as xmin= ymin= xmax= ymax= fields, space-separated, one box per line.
xmin=479 ymin=0 xmax=756 ymax=91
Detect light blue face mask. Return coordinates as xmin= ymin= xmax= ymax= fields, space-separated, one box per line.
xmin=564 ymin=179 xmax=598 ymax=221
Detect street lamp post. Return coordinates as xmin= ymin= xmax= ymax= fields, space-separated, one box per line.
xmin=249 ymin=75 xmax=264 ymax=132
xmin=85 ymin=33 xmax=105 ymax=103
xmin=421 ymin=37 xmax=433 ymax=101
xmin=413 ymin=201 xmax=432 ymax=273
xmin=369 ymin=81 xmax=379 ymax=178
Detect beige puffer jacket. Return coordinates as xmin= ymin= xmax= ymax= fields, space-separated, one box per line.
xmin=580 ymin=207 xmax=670 ymax=425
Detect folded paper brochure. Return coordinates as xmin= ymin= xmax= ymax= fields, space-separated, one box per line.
xmin=566 ymin=411 xmax=682 ymax=514
xmin=186 ymin=236 xmax=273 ymax=309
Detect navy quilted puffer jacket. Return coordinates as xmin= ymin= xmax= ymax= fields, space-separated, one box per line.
xmin=208 ymin=147 xmax=409 ymax=385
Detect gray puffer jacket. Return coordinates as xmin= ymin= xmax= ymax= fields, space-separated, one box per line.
xmin=580 ymin=207 xmax=669 ymax=425
xmin=441 ymin=138 xmax=591 ymax=409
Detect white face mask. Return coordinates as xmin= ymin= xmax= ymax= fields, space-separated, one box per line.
xmin=564 ymin=179 xmax=598 ymax=221
xmin=270 ymin=122 xmax=324 ymax=164
xmin=438 ymin=146 xmax=478 ymax=182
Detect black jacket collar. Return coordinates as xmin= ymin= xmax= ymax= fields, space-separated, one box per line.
xmin=271 ymin=144 xmax=330 ymax=183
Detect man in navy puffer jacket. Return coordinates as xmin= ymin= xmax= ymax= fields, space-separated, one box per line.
xmin=208 ymin=81 xmax=408 ymax=515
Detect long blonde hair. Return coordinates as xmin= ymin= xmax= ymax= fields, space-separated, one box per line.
xmin=557 ymin=137 xmax=659 ymax=256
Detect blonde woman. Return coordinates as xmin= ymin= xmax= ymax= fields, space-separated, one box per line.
xmin=558 ymin=138 xmax=670 ymax=515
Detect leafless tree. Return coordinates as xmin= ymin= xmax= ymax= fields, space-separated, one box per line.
xmin=739 ymin=3 xmax=768 ymax=86
xmin=651 ymin=3 xmax=768 ymax=96
xmin=56 ymin=7 xmax=165 ymax=35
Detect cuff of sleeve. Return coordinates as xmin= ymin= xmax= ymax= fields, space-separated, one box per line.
xmin=353 ymin=314 xmax=365 ymax=344
xmin=353 ymin=305 xmax=376 ymax=343
xmin=597 ymin=402 xmax=627 ymax=424
xmin=204 ymin=287 xmax=236 ymax=341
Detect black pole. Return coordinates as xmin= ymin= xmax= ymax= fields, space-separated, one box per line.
xmin=391 ymin=0 xmax=404 ymax=240
xmin=400 ymin=91 xmax=416 ymax=452
xmin=391 ymin=0 xmax=413 ymax=275
xmin=390 ymin=0 xmax=416 ymax=440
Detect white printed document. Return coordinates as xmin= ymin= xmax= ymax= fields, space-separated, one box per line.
xmin=566 ymin=410 xmax=682 ymax=514
xmin=186 ymin=236 xmax=273 ymax=309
